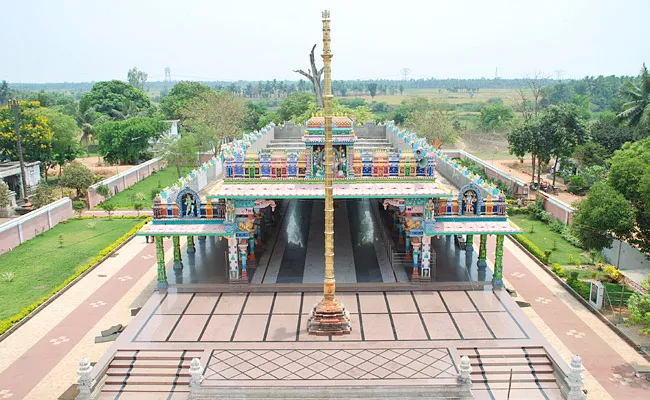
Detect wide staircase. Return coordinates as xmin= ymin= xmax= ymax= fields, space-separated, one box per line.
xmin=98 ymin=349 xmax=203 ymax=398
xmin=460 ymin=346 xmax=560 ymax=391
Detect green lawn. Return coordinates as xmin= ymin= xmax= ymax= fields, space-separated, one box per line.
xmin=95 ymin=166 xmax=192 ymax=209
xmin=0 ymin=218 xmax=144 ymax=321
xmin=510 ymin=214 xmax=589 ymax=265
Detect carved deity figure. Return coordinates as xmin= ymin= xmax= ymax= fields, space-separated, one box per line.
xmin=184 ymin=193 xmax=195 ymax=217
xmin=238 ymin=217 xmax=255 ymax=232
xmin=424 ymin=198 xmax=435 ymax=220
xmin=463 ymin=190 xmax=477 ymax=215
xmin=225 ymin=200 xmax=235 ymax=223
xmin=313 ymin=147 xmax=324 ymax=177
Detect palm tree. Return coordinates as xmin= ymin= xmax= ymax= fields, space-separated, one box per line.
xmin=80 ymin=123 xmax=94 ymax=156
xmin=618 ymin=63 xmax=650 ymax=128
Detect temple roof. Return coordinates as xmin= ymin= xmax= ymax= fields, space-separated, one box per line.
xmin=207 ymin=181 xmax=453 ymax=199
xmin=306 ymin=115 xmax=353 ymax=129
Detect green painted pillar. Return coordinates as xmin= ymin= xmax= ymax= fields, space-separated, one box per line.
xmin=477 ymin=234 xmax=488 ymax=268
xmin=187 ymin=236 xmax=196 ymax=254
xmin=466 ymin=234 xmax=474 ymax=251
xmin=155 ymin=236 xmax=167 ymax=289
xmin=173 ymin=236 xmax=183 ymax=270
xmin=492 ymin=235 xmax=504 ymax=286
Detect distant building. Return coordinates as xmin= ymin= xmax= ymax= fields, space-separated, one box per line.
xmin=0 ymin=161 xmax=41 ymax=206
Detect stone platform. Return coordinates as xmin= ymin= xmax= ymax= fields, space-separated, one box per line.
xmin=89 ymin=287 xmax=570 ymax=399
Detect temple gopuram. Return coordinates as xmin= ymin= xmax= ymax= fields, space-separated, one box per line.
xmin=78 ymin=10 xmax=583 ymax=400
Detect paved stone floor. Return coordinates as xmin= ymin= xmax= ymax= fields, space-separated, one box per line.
xmin=89 ymin=288 xmax=566 ymax=399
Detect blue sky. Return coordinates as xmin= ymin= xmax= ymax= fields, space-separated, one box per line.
xmin=3 ymin=0 xmax=649 ymax=83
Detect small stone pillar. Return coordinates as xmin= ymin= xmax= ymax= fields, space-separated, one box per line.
xmin=172 ymin=236 xmax=183 ymax=270
xmin=189 ymin=357 xmax=203 ymax=389
xmin=412 ymin=239 xmax=421 ymax=279
xmin=155 ymin=236 xmax=167 ymax=289
xmin=421 ymin=235 xmax=432 ymax=279
xmin=492 ymin=235 xmax=504 ymax=286
xmin=477 ymin=234 xmax=488 ymax=268
xmin=76 ymin=358 xmax=95 ymax=400
xmin=457 ymin=355 xmax=472 ymax=386
xmin=466 ymin=234 xmax=474 ymax=251
xmin=186 ymin=236 xmax=196 ymax=254
xmin=566 ymin=355 xmax=586 ymax=400
xmin=227 ymin=236 xmax=240 ymax=281
xmin=238 ymin=240 xmax=249 ymax=281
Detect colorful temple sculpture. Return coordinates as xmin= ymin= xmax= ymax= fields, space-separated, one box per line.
xmin=137 ymin=115 xmax=522 ymax=288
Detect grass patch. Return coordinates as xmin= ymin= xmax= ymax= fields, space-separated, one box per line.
xmin=510 ymin=214 xmax=588 ymax=265
xmin=0 ymin=217 xmax=144 ymax=321
xmin=95 ymin=166 xmax=192 ymax=209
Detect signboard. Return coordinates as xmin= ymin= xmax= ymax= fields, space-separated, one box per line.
xmin=406 ymin=206 xmax=424 ymax=214
xmin=235 ymin=232 xmax=250 ymax=239
xmin=236 ymin=207 xmax=254 ymax=215
xmin=409 ymin=230 xmax=424 ymax=237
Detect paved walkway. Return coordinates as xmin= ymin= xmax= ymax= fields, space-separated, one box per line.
xmin=0 ymin=236 xmax=176 ymax=399
xmin=477 ymin=235 xmax=650 ymax=399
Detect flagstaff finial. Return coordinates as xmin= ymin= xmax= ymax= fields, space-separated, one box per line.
xmin=322 ymin=10 xmax=330 ymax=19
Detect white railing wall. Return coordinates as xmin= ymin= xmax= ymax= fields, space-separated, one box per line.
xmin=0 ymin=198 xmax=73 ymax=255
xmin=87 ymin=158 xmax=163 ymax=208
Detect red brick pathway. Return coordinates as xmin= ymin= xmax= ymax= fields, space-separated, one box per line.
xmin=483 ymin=236 xmax=650 ymax=398
xmin=0 ymin=239 xmax=165 ymax=399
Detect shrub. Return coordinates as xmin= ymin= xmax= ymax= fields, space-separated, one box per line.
xmin=513 ymin=234 xmax=548 ymax=264
xmin=569 ymin=174 xmax=587 ymax=194
xmin=72 ymin=200 xmax=86 ymax=217
xmin=604 ymin=265 xmax=623 ymax=283
xmin=548 ymin=219 xmax=565 ymax=234
xmin=0 ymin=181 xmax=10 ymax=208
xmin=98 ymin=201 xmax=115 ymax=219
xmin=133 ymin=201 xmax=144 ymax=216
xmin=529 ymin=199 xmax=551 ymax=222
xmin=151 ymin=188 xmax=161 ymax=200
xmin=551 ymin=263 xmax=567 ymax=278
xmin=95 ymin=184 xmax=110 ymax=199
xmin=568 ymin=278 xmax=590 ymax=300
xmin=31 ymin=183 xmax=56 ymax=208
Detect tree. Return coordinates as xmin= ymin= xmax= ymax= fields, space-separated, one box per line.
xmin=0 ymin=81 xmax=9 ymax=107
xmin=40 ymin=108 xmax=79 ymax=180
xmin=618 ymin=63 xmax=650 ymax=129
xmin=98 ymin=201 xmax=115 ymax=219
xmin=608 ymin=137 xmax=650 ymax=254
xmin=571 ymin=182 xmax=635 ymax=251
xmin=518 ymin=72 xmax=547 ymax=119
xmin=0 ymin=101 xmax=53 ymax=163
xmin=160 ymin=81 xmax=213 ymax=120
xmin=72 ymin=200 xmax=86 ymax=217
xmin=0 ymin=181 xmax=10 ymax=209
xmin=507 ymin=117 xmax=541 ymax=180
xmin=96 ymin=117 xmax=167 ymax=164
xmin=157 ymin=134 xmax=199 ymax=178
xmin=367 ymin=83 xmax=378 ymax=99
xmin=405 ymin=107 xmax=457 ymax=146
xmin=538 ymin=104 xmax=588 ymax=186
xmin=626 ymin=275 xmax=650 ymax=336
xmin=590 ymin=111 xmax=647 ymax=153
xmin=127 ymin=67 xmax=148 ymax=91
xmin=60 ymin=161 xmax=95 ymax=198
xmin=572 ymin=142 xmax=610 ymax=167
xmin=79 ymin=81 xmax=152 ymax=121
xmin=133 ymin=201 xmax=144 ymax=216
xmin=31 ymin=183 xmax=56 ymax=208
xmin=293 ymin=44 xmax=324 ymax=108
xmin=479 ymin=103 xmax=515 ymax=131
xmin=277 ymin=92 xmax=316 ymax=122
xmin=182 ymin=91 xmax=245 ymax=156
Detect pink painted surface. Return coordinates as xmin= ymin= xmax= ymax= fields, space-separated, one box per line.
xmin=211 ymin=182 xmax=448 ymax=198
xmin=87 ymin=159 xmax=162 ymax=208
xmin=0 ymin=199 xmax=74 ymax=254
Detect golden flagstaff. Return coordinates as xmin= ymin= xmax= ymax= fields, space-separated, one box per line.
xmin=307 ymin=10 xmax=351 ymax=335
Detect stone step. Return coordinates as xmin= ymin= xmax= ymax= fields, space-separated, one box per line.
xmin=107 ymin=367 xmax=190 ymax=377
xmin=110 ymin=359 xmax=192 ymax=368
xmin=113 ymin=350 xmax=203 ymax=360
xmin=101 ymin=383 xmax=189 ymax=393
xmin=470 ymin=358 xmax=552 ymax=367
xmin=472 ymin=365 xmax=554 ymax=374
xmin=105 ymin=376 xmax=190 ymax=385
xmin=474 ymin=381 xmax=561 ymax=390
xmin=471 ymin=372 xmax=556 ymax=384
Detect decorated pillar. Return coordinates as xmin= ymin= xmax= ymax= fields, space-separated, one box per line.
xmin=492 ymin=234 xmax=504 ymax=286
xmin=477 ymin=234 xmax=488 ymax=268
xmin=187 ymin=236 xmax=196 ymax=254
xmin=397 ymin=215 xmax=404 ymax=244
xmin=421 ymin=235 xmax=431 ymax=279
xmin=172 ymin=236 xmax=183 ymax=270
xmin=155 ymin=236 xmax=167 ymax=289
xmin=412 ymin=239 xmax=421 ymax=279
xmin=248 ymin=237 xmax=256 ymax=261
xmin=239 ymin=240 xmax=249 ymax=281
xmin=227 ymin=236 xmax=240 ymax=281
xmin=466 ymin=234 xmax=474 ymax=251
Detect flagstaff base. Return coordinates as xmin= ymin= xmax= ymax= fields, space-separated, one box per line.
xmin=307 ymin=297 xmax=351 ymax=336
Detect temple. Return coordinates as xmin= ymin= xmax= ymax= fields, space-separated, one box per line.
xmin=137 ymin=118 xmax=521 ymax=288
xmin=78 ymin=10 xmax=583 ymax=400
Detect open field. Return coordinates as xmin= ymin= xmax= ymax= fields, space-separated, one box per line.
xmin=352 ymin=88 xmax=529 ymax=106
xmin=96 ymin=166 xmax=192 ymax=209
xmin=0 ymin=217 xmax=144 ymax=321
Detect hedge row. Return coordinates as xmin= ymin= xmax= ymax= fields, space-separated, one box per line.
xmin=0 ymin=217 xmax=151 ymax=336
xmin=512 ymin=234 xmax=549 ymax=264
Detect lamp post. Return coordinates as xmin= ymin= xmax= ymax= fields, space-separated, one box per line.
xmin=9 ymin=100 xmax=31 ymax=209
xmin=307 ymin=10 xmax=351 ymax=335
